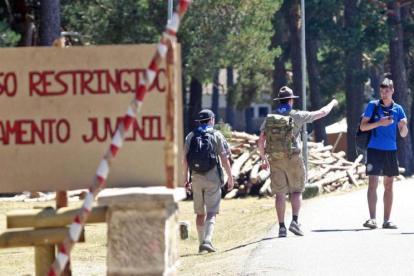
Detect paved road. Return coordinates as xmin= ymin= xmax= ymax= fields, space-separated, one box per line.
xmin=242 ymin=178 xmax=414 ymax=276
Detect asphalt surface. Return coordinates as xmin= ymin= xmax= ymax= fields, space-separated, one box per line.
xmin=242 ymin=178 xmax=414 ymax=276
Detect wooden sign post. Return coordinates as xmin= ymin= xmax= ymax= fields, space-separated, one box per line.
xmin=0 ymin=44 xmax=183 ymax=193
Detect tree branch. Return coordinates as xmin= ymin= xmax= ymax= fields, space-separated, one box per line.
xmin=369 ymin=0 xmax=387 ymax=8
xmin=4 ymin=0 xmax=13 ymax=22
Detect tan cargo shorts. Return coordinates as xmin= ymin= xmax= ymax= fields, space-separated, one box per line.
xmin=192 ymin=174 xmax=221 ymax=215
xmin=270 ymin=154 xmax=306 ymax=194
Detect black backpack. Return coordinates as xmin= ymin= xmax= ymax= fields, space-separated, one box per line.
xmin=187 ymin=128 xmax=218 ymax=173
xmin=355 ymin=100 xmax=379 ymax=152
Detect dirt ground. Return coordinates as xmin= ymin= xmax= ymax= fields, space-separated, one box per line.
xmin=0 ymin=188 xmax=367 ymax=276
xmin=0 ymin=201 xmax=107 ymax=276
xmin=178 ymin=196 xmax=278 ymax=276
xmin=0 ymin=195 xmax=278 ymax=276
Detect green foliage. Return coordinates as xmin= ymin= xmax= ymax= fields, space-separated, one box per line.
xmin=60 ymin=1 xmax=279 ymax=111
xmin=60 ymin=0 xmax=166 ymax=45
xmin=179 ymin=0 xmax=280 ymax=83
xmin=0 ymin=22 xmax=20 ymax=47
xmin=214 ymin=120 xmax=232 ymax=139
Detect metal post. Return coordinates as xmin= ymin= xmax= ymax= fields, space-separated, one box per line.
xmin=168 ymin=0 xmax=173 ymax=22
xmin=300 ymin=0 xmax=308 ymax=181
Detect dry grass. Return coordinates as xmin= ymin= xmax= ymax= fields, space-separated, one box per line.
xmin=178 ymin=196 xmax=278 ymax=276
xmin=0 ymin=195 xmax=278 ymax=276
xmin=0 ymin=201 xmax=107 ymax=276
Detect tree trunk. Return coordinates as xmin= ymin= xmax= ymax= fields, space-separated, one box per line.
xmin=11 ymin=0 xmax=36 ymax=46
xmin=370 ymin=66 xmax=380 ymax=99
xmin=226 ymin=67 xmax=235 ymax=127
xmin=212 ymin=71 xmax=220 ymax=122
xmin=387 ymin=0 xmax=413 ymax=175
xmin=182 ymin=72 xmax=189 ymax=136
xmin=306 ymin=36 xmax=326 ymax=143
xmin=401 ymin=5 xmax=414 ymax=165
xmin=188 ymin=77 xmax=203 ymax=131
xmin=39 ymin=0 xmax=61 ymax=46
xmin=288 ymin=0 xmax=302 ymax=110
xmin=344 ymin=0 xmax=364 ymax=161
xmin=271 ymin=3 xmax=288 ymax=110
xmin=245 ymin=108 xmax=254 ymax=134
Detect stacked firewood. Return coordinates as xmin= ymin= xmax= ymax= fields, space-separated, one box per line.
xmin=224 ymin=131 xmax=406 ymax=199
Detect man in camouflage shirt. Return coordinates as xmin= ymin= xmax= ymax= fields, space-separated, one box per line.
xmin=258 ymin=86 xmax=338 ymax=237
xmin=183 ymin=109 xmax=234 ymax=253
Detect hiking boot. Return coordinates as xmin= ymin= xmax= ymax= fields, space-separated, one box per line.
xmin=382 ymin=221 xmax=398 ymax=229
xmin=278 ymin=227 xmax=287 ymax=238
xmin=289 ymin=221 xmax=304 ymax=236
xmin=363 ymin=219 xmax=378 ymax=229
xmin=200 ymin=241 xmax=218 ymax=253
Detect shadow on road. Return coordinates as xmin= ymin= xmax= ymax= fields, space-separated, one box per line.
xmin=312 ymin=229 xmax=371 ymax=232
xmin=181 ymin=237 xmax=280 ymax=257
xmin=222 ymin=237 xmax=278 ymax=253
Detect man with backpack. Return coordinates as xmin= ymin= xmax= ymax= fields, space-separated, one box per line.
xmin=360 ymin=78 xmax=408 ymax=230
xmin=258 ymin=86 xmax=338 ymax=237
xmin=183 ymin=109 xmax=234 ymax=253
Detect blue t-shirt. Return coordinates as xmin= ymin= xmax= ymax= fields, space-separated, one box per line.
xmin=363 ymin=100 xmax=406 ymax=150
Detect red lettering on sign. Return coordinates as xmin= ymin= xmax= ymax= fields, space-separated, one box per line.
xmin=0 ymin=72 xmax=18 ymax=97
xmin=83 ymin=116 xmax=164 ymax=143
xmin=28 ymin=68 xmax=166 ymax=97
xmin=0 ymin=119 xmax=70 ymax=145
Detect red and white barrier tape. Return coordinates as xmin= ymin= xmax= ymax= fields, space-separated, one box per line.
xmin=47 ymin=1 xmax=191 ymax=275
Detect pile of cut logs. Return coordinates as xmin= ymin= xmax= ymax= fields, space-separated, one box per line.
xmin=224 ymin=131 xmax=406 ymax=199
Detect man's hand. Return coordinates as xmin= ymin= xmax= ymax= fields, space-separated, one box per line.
xmin=398 ymin=118 xmax=408 ymax=128
xmin=379 ymin=116 xmax=393 ymax=126
xmin=331 ymin=99 xmax=338 ymax=107
xmin=227 ymin=177 xmax=234 ymax=192
xmin=261 ymin=159 xmax=270 ymax=170
xmin=185 ymin=181 xmax=192 ymax=195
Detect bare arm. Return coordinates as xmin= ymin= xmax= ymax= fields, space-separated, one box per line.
xmin=258 ymin=131 xmax=269 ymax=170
xmin=398 ymin=118 xmax=408 ymax=138
xmin=183 ymin=156 xmax=191 ymax=194
xmin=360 ymin=116 xmax=393 ymax=131
xmin=312 ymin=99 xmax=338 ymax=121
xmin=258 ymin=131 xmax=266 ymax=160
xmin=220 ymin=155 xmax=234 ymax=191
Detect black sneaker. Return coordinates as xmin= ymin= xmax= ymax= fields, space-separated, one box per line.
xmin=198 ymin=245 xmax=207 ymax=254
xmin=279 ymin=227 xmax=287 ymax=238
xmin=363 ymin=219 xmax=378 ymax=229
xmin=200 ymin=241 xmax=218 ymax=253
xmin=289 ymin=221 xmax=304 ymax=236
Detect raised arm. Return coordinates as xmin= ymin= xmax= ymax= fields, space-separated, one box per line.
xmin=312 ymin=99 xmax=338 ymax=121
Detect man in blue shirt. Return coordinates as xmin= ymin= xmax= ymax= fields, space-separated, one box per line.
xmin=360 ymin=78 xmax=408 ymax=229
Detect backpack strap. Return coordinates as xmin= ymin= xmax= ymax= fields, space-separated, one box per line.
xmin=370 ymin=100 xmax=380 ymax=137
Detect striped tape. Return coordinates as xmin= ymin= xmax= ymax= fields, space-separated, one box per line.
xmin=47 ymin=1 xmax=192 ymax=275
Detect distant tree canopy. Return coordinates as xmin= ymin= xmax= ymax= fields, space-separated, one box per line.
xmin=1 ymin=0 xmax=414 ymax=172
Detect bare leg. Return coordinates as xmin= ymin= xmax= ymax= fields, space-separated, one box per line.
xmin=196 ymin=214 xmax=206 ymax=246
xmin=275 ymin=193 xmax=286 ymax=223
xmin=196 ymin=214 xmax=206 ymax=226
xmin=383 ymin=176 xmax=394 ymax=221
xmin=367 ymin=175 xmax=379 ymax=219
xmin=291 ymin=192 xmax=302 ymax=217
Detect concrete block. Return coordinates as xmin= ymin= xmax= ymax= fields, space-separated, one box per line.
xmin=303 ymin=183 xmax=321 ymax=199
xmin=98 ymin=187 xmax=186 ymax=276
xmin=179 ymin=221 xmax=190 ymax=240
